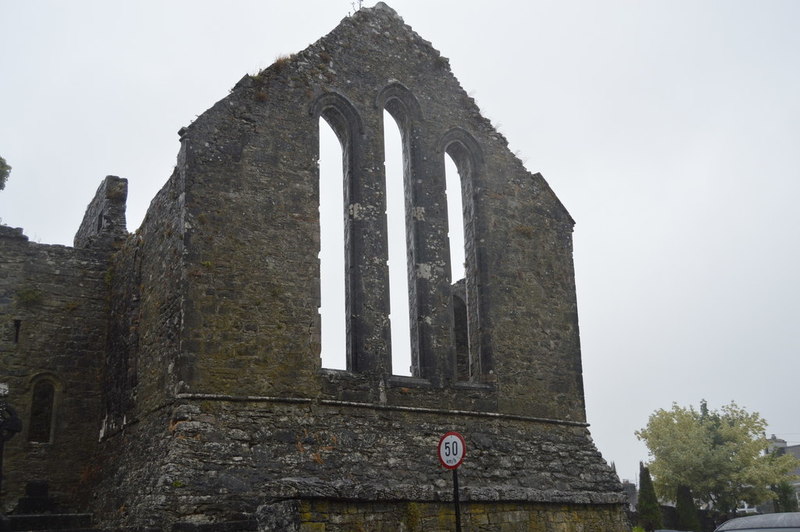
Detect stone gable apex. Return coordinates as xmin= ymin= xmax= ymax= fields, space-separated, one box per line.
xmin=179 ymin=2 xmax=572 ymax=226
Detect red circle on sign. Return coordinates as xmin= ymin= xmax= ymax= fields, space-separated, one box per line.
xmin=437 ymin=431 xmax=466 ymax=470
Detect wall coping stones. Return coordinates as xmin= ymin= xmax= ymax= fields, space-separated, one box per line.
xmin=0 ymin=225 xmax=28 ymax=241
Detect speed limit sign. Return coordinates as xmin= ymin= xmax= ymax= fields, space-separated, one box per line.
xmin=437 ymin=431 xmax=466 ymax=469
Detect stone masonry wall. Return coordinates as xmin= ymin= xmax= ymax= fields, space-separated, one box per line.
xmin=259 ymin=499 xmax=630 ymax=531
xmin=166 ymin=2 xmax=587 ymax=419
xmin=0 ymin=225 xmax=108 ymax=511
xmin=93 ymin=397 xmax=623 ymax=528
xmin=101 ymin=164 xmax=187 ymax=436
xmin=73 ymin=175 xmax=128 ymax=250
xmin=93 ymin=154 xmax=190 ymax=518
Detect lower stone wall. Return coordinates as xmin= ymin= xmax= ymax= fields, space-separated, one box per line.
xmin=258 ymin=499 xmax=631 ymax=532
xmin=92 ymin=396 xmax=625 ymax=529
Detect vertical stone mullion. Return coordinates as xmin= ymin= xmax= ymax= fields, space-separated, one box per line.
xmin=350 ymin=108 xmax=391 ymax=375
xmin=411 ymin=131 xmax=454 ymax=383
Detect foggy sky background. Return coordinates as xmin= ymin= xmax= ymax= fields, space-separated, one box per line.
xmin=2 ymin=0 xmax=799 ymax=484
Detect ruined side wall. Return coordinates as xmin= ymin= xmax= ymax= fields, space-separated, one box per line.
xmin=100 ymin=164 xmax=186 ymax=429
xmin=91 ymin=162 xmax=190 ymax=519
xmin=74 ymin=175 xmax=129 ymax=249
xmin=92 ymin=404 xmax=175 ymax=526
xmin=0 ymin=226 xmax=107 ymax=511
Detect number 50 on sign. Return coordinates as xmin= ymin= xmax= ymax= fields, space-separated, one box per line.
xmin=437 ymin=431 xmax=466 ymax=469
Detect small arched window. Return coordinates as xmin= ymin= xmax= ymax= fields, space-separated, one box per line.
xmin=28 ymin=379 xmax=56 ymax=443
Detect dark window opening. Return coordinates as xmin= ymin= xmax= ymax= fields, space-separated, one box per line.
xmin=28 ymin=380 xmax=55 ymax=443
xmin=452 ymin=290 xmax=469 ymax=380
xmin=14 ymin=319 xmax=21 ymax=343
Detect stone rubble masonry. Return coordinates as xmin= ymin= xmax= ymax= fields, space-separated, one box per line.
xmin=73 ymin=176 xmax=129 ymax=250
xmin=0 ymin=3 xmax=629 ymax=530
xmin=0 ymin=225 xmax=109 ymax=511
xmin=258 ymin=499 xmax=630 ymax=531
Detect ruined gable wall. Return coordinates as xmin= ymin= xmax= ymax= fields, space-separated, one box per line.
xmin=0 ymin=226 xmax=107 ymax=511
xmin=168 ymin=4 xmax=587 ymax=420
xmin=89 ymin=4 xmax=622 ymax=528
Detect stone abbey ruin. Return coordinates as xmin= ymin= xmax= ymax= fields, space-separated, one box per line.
xmin=1 ymin=4 xmax=629 ymax=530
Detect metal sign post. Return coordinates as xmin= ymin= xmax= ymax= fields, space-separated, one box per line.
xmin=438 ymin=431 xmax=466 ymax=532
xmin=452 ymin=468 xmax=461 ymax=532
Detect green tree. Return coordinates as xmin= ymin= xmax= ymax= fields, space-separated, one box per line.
xmin=636 ymin=400 xmax=799 ymax=518
xmin=675 ymin=484 xmax=701 ymax=531
xmin=638 ymin=462 xmax=663 ymax=532
xmin=771 ymin=480 xmax=799 ymax=512
xmin=0 ymin=155 xmax=9 ymax=190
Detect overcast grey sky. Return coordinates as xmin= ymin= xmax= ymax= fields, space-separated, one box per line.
xmin=2 ymin=1 xmax=799 ymax=484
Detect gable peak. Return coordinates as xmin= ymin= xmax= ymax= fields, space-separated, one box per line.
xmin=371 ymin=2 xmax=397 ymax=16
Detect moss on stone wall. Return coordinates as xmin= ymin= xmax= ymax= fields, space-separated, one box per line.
xmin=261 ymin=499 xmax=630 ymax=531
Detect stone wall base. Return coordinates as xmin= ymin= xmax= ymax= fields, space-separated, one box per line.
xmin=257 ymin=499 xmax=631 ymax=532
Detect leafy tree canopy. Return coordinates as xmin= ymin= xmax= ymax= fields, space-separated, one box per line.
xmin=636 ymin=400 xmax=799 ymax=517
xmin=0 ymin=155 xmax=9 ymax=190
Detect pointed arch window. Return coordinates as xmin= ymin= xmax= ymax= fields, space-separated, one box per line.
xmin=378 ymin=82 xmax=427 ymax=378
xmin=442 ymin=128 xmax=489 ymax=381
xmin=318 ymin=117 xmax=347 ymax=370
xmin=313 ymin=87 xmax=488 ymax=384
xmin=383 ymin=109 xmax=412 ymax=376
xmin=312 ymin=92 xmax=366 ymax=372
